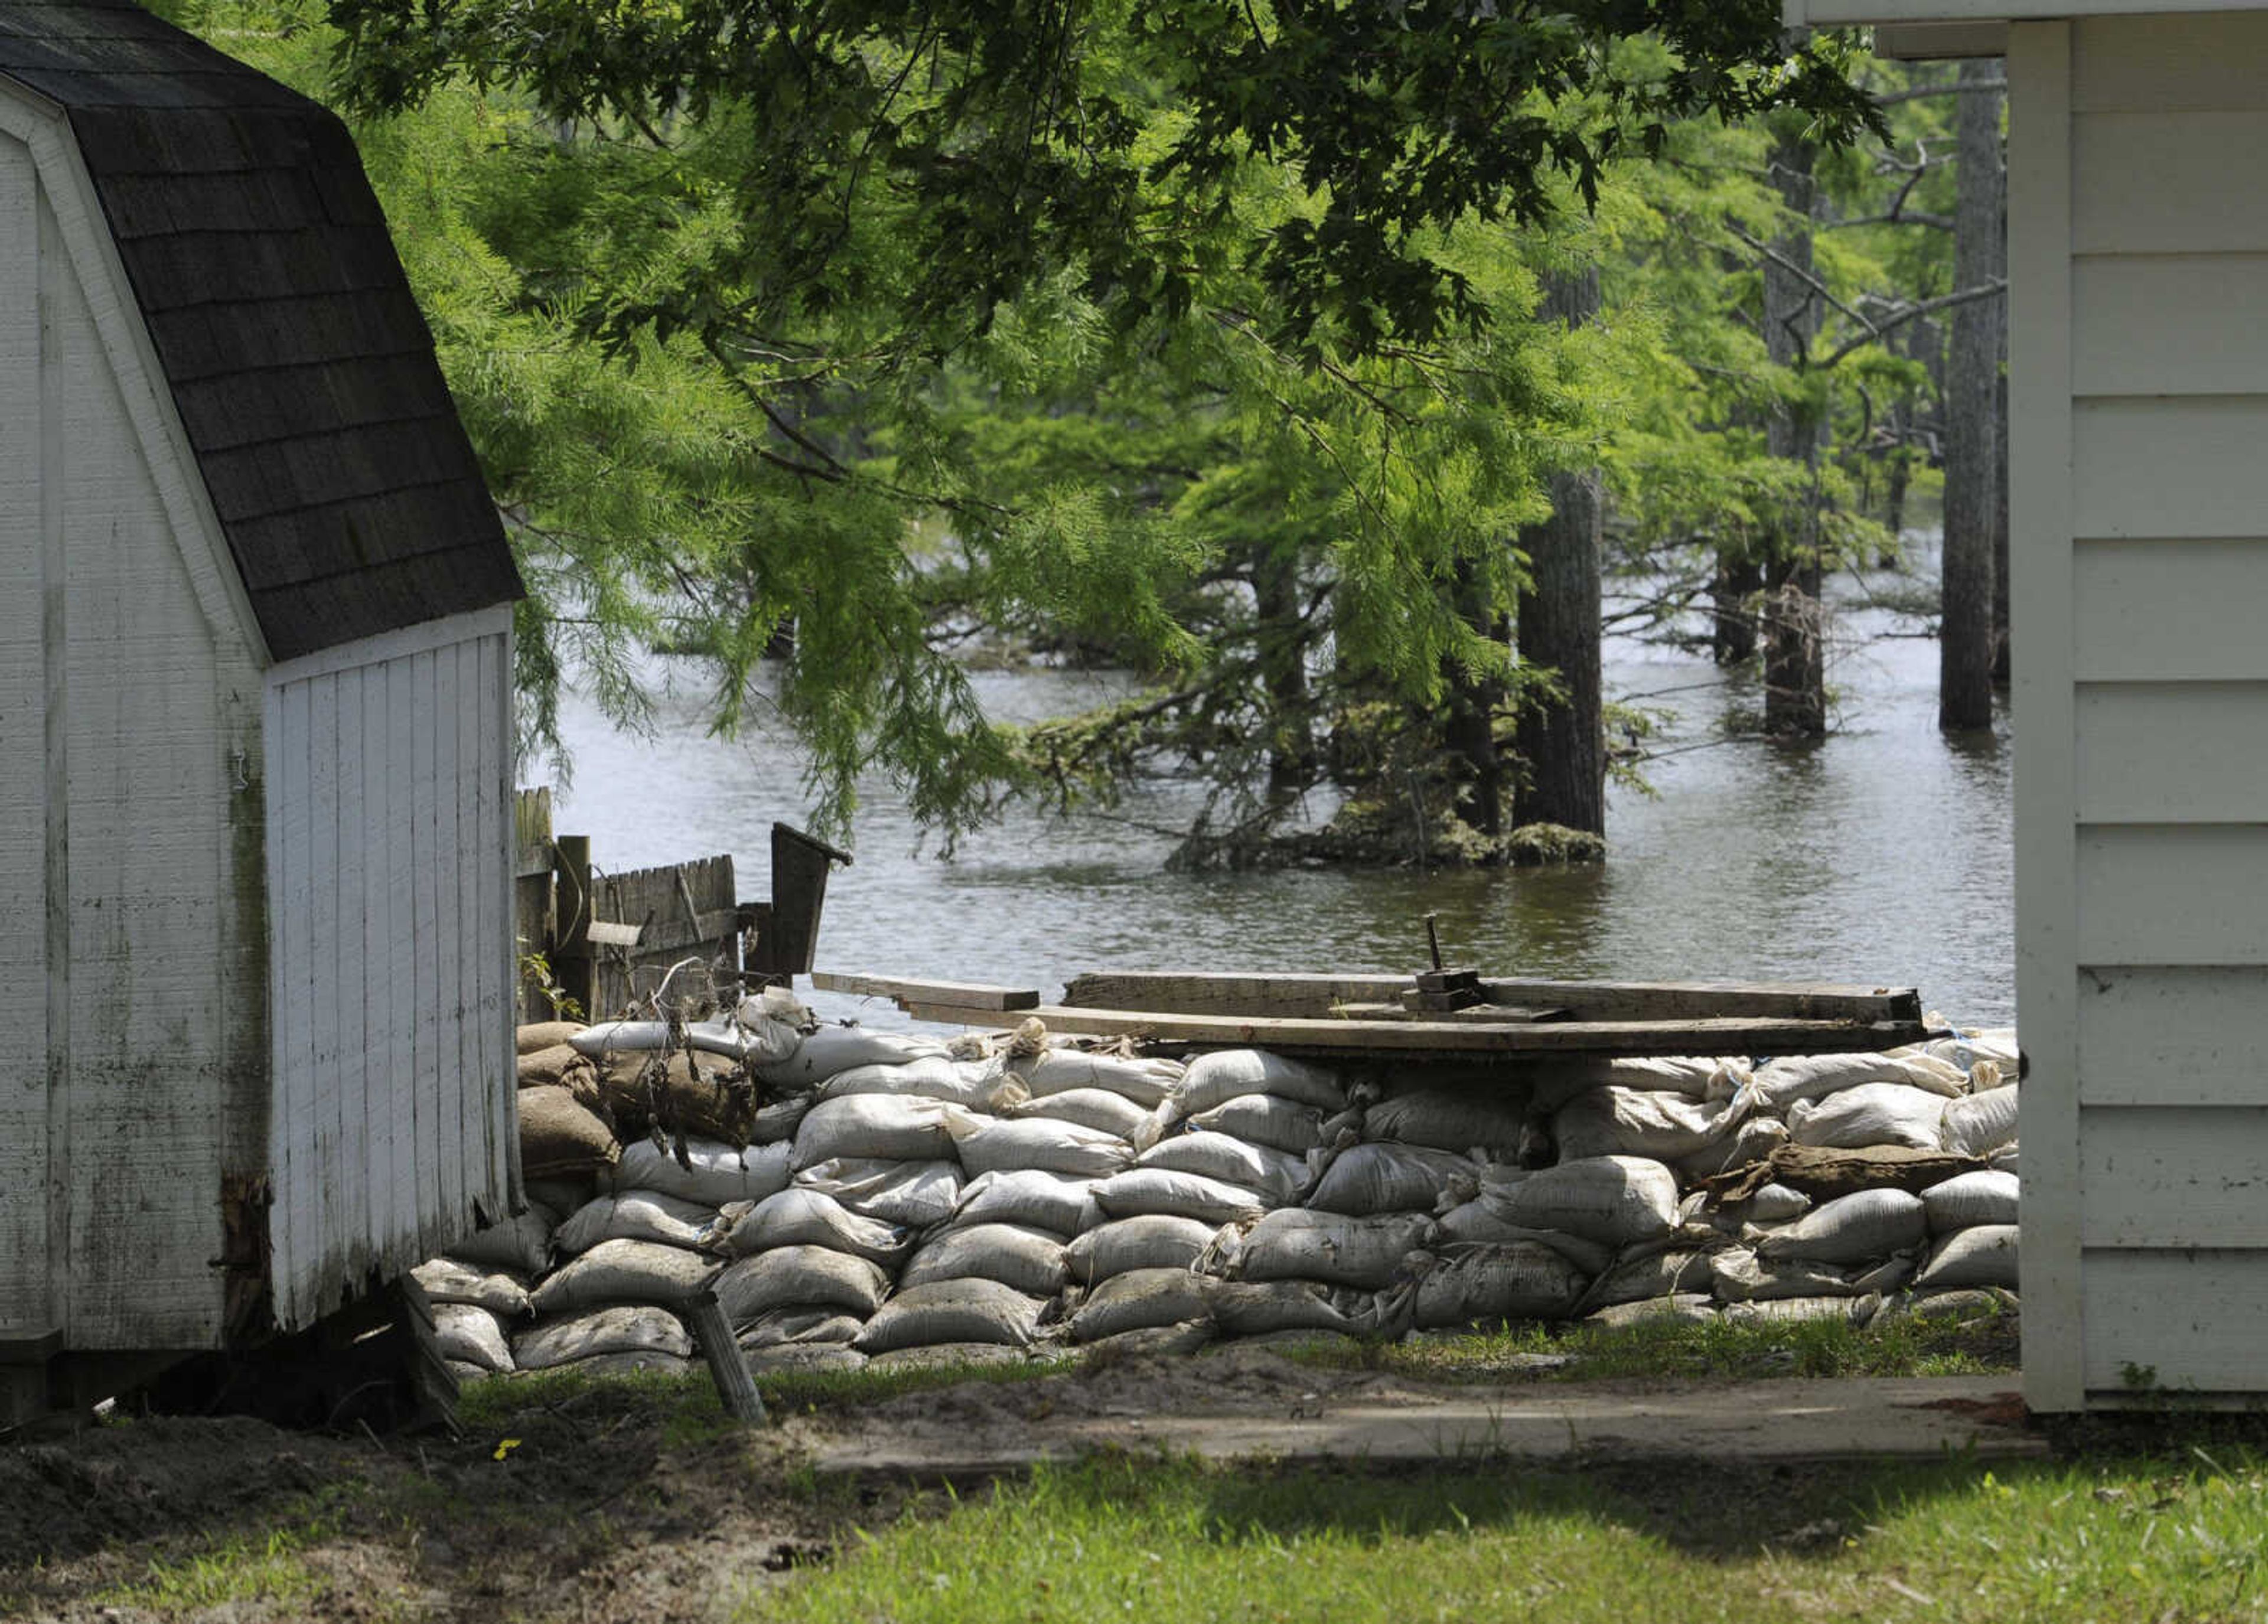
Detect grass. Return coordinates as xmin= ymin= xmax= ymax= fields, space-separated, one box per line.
xmin=732 ymin=1446 xmax=2268 ymax=1624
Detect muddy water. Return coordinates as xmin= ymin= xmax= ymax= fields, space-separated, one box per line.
xmin=537 ymin=557 xmax=2012 ymax=1029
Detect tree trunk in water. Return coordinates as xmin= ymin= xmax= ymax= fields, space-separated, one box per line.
xmin=1439 ymin=559 xmax=1507 ymax=842
xmin=1940 ymin=57 xmax=2005 ymax=732
xmin=1252 ymin=552 xmax=1316 ymax=803
xmin=1712 ymin=551 xmax=1761 ymax=664
xmin=1515 ymin=269 xmax=1605 ymax=837
xmin=1761 ymin=128 xmax=1826 ymax=736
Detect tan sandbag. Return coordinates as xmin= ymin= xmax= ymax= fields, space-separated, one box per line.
xmin=529 ymin=1237 xmax=718 ymax=1314
xmin=513 ymin=1303 xmax=692 ymax=1370
xmin=433 ymin=1303 xmax=514 ymax=1373
xmin=598 ymin=1048 xmax=758 ymax=1146
xmin=412 ymin=1258 xmax=532 ymax=1318
xmin=1711 ymin=1143 xmax=1987 ymax=1205
xmin=517 ymin=1042 xmax=594 ymax=1087
xmin=518 ymin=1085 xmax=621 ymax=1179
xmin=517 ymin=1020 xmax=587 ymax=1055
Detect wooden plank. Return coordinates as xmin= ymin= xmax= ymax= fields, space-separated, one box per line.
xmin=2077 ymin=824 xmax=2268 ymax=966
xmin=2009 ymin=18 xmax=2082 ymax=1413
xmin=40 ymin=187 xmax=75 ymax=1346
xmin=452 ymin=638 xmax=491 ymax=1238
xmin=513 ymin=787 xmax=552 ymax=879
xmin=360 ymin=656 xmax=395 ymax=1258
xmin=424 ymin=646 xmax=463 ymax=1258
xmin=2080 ymin=966 xmax=2268 ymax=1107
xmin=2075 ymin=683 xmax=2268 ymax=823
xmin=271 ymin=673 xmax=312 ymax=1326
xmin=475 ymin=632 xmax=512 ymax=1217
xmin=2073 ymin=397 xmax=2268 ymax=542
xmin=2074 ymin=540 xmax=2268 ymax=682
xmin=897 ymin=1002 xmax=1927 ymax=1058
xmin=2073 ymin=256 xmax=2268 ymax=400
xmin=813 ymin=972 xmax=1041 ymax=1010
xmin=390 ymin=653 xmax=428 ymax=1258
xmin=2080 ymin=1107 xmax=2268 ymax=1248
xmin=2081 ymin=1250 xmax=2268 ymax=1393
xmin=2073 ymin=13 xmax=2268 ymax=114
xmin=308 ymin=670 xmax=348 ymax=1302
xmin=2073 ymin=110 xmax=2268 ymax=256
xmin=1058 ymin=970 xmax=1923 ymax=1024
xmin=1329 ymin=1002 xmax=1569 ymax=1025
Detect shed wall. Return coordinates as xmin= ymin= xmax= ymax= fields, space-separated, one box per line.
xmin=2015 ymin=11 xmax=2268 ymax=1408
xmin=263 ymin=608 xmax=518 ymax=1330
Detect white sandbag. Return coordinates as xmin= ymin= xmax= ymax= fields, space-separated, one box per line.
xmin=1174 ymin=1049 xmax=1344 ymax=1116
xmin=1722 ymin=1295 xmax=1876 ymax=1326
xmin=1585 ymin=1249 xmax=1715 ymax=1309
xmin=1483 ymin=1156 xmax=1681 ymax=1248
xmin=951 ymin=1115 xmax=1133 ymax=1180
xmin=553 ymin=1191 xmax=722 ymax=1256
xmin=741 ymin=1343 xmax=869 ymax=1374
xmin=793 ymin=1094 xmax=979 ymax=1169
xmin=794 ymin=1157 xmax=964 ymax=1228
xmin=447 ymin=1207 xmax=555 ymax=1274
xmin=1940 ymin=1084 xmax=2020 ymax=1157
xmin=1736 ymin=1183 xmax=1813 ymax=1224
xmin=1010 ymin=1050 xmax=1184 ymax=1107
xmin=411 ymin=1258 xmax=532 ymax=1318
xmin=1066 ymin=1215 xmax=1219 ymax=1286
xmin=1188 ymin=1094 xmax=1328 ymax=1155
xmin=433 ymin=1303 xmax=514 ymax=1373
xmin=1228 ymin=1209 xmax=1434 ymax=1290
xmin=1672 ymin=1116 xmax=1788 ymax=1185
xmin=1552 ymin=1085 xmax=1755 ymax=1163
xmin=1070 ymin=1267 xmax=1218 ymax=1342
xmin=755 ymin=1024 xmax=953 ymax=1088
xmin=1754 ymin=1188 xmax=1928 ymax=1264
xmin=1537 ymin=1056 xmax=1741 ymax=1111
xmin=1914 ymin=1224 xmax=2020 ymax=1290
xmin=1137 ymin=1131 xmax=1306 ymax=1204
xmin=855 ymin=1279 xmax=1044 ymax=1352
xmin=1362 ymin=1090 xmax=1527 ymax=1157
xmin=1078 ymin=1319 xmax=1217 ymax=1361
xmin=1875 ymin=1287 xmax=2015 ymax=1326
xmin=1921 ymin=1170 xmax=2020 ymax=1232
xmin=736 ymin=1306 xmax=865 ymax=1348
xmin=1013 ymin=1087 xmax=1152 ymax=1140
xmin=569 ymin=1010 xmax=798 ymax=1068
xmin=719 ymin=1188 xmax=911 ymax=1265
xmin=1213 ymin=1280 xmax=1367 ymax=1338
xmin=1787 ymin=1083 xmax=1948 ymax=1152
xmin=529 ymin=1237 xmax=718 ymax=1313
xmin=1589 ymin=1294 xmax=1715 ymax=1329
xmin=1413 ymin=1243 xmax=1589 ymax=1328
xmin=1754 ymin=1051 xmax=1966 ymax=1111
xmin=713 ymin=1244 xmax=891 ymax=1323
xmin=514 ymin=1304 xmax=693 ymax=1371
xmin=816 ymin=1055 xmax=1025 ymax=1111
xmin=518 ymin=1020 xmax=586 ymax=1055
xmin=1431 ymin=1195 xmax=1615 ymax=1277
xmin=1919 ymin=1027 xmax=2020 ymax=1071
xmin=1306 ymin=1143 xmax=1480 ymax=1217
xmin=866 ymin=1343 xmax=1037 ymax=1373
xmin=1710 ymin=1246 xmax=1914 ymax=1303
xmin=748 ymin=1095 xmax=812 ymax=1144
xmin=901 ymin=1223 xmax=1070 ymax=1297
xmin=944 ymin=1169 xmax=1103 ymax=1238
xmin=1990 ymin=1143 xmax=2019 ymax=1174
xmin=614 ymin=1138 xmax=792 ymax=1207
xmin=1093 ymin=1167 xmax=1270 ymax=1225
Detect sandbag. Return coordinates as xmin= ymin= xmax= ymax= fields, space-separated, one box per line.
xmin=1536 ymin=1055 xmax=1739 ymax=1110
xmin=735 ymin=1307 xmax=865 ymax=1349
xmin=952 ymin=1116 xmax=1134 ymax=1180
xmin=719 ymin=1187 xmax=912 ymax=1265
xmin=1589 ymin=1294 xmax=1715 ymax=1329
xmin=553 ymin=1191 xmax=722 ymax=1257
xmin=1008 ymin=1050 xmax=1184 ymax=1108
xmin=743 ymin=1344 xmax=869 ymax=1374
xmin=412 ymin=1258 xmax=532 ymax=1318
xmin=1990 ymin=1144 xmax=2019 ymax=1174
xmin=1188 ymin=1094 xmax=1328 ymax=1155
xmin=1413 ymin=1243 xmax=1589 ymax=1328
xmin=517 ymin=1020 xmax=586 ymax=1055
xmin=1093 ymin=1168 xmax=1269 ymax=1225
xmin=900 ymin=1223 xmax=1069 ymax=1297
xmin=817 ymin=1055 xmax=1024 ymax=1111
xmin=1754 ymin=1188 xmax=1928 ymax=1264
xmin=1136 ymin=1132 xmax=1305 ymax=1204
xmin=1014 ymin=1087 xmax=1152 ymax=1140
xmin=1483 ymin=1156 xmax=1680 ymax=1248
xmin=1734 ymin=1183 xmax=1813 ymax=1224
xmin=1875 ymin=1287 xmax=2015 ymax=1326
xmin=1753 ymin=1051 xmax=1966 ymax=1111
xmin=1722 ymin=1143 xmax=1988 ymax=1204
xmin=1585 ymin=1248 xmax=1715 ymax=1310
xmin=1673 ymin=1116 xmax=1788 ymax=1185
xmin=572 ymin=1010 xmax=799 ymax=1068
xmin=614 ymin=1138 xmax=792 ymax=1208
xmin=946 ymin=1170 xmax=1104 ymax=1238
xmin=748 ymin=1095 xmax=813 ymax=1145
xmin=514 ymin=1304 xmax=692 ymax=1371
xmin=1914 ymin=1224 xmax=2020 ymax=1290
xmin=1430 ymin=1196 xmax=1614 ymax=1276
xmin=519 ymin=1085 xmax=621 ymax=1179
xmin=447 ymin=1208 xmax=555 ymax=1274
xmin=866 ymin=1343 xmax=1036 ymax=1373
xmin=1940 ymin=1085 xmax=2020 ymax=1157
xmin=794 ymin=1157 xmax=964 ymax=1228
xmin=714 ymin=1245 xmax=891 ymax=1323
xmin=524 ymin=1175 xmax=599 ymax=1217
xmin=1078 ymin=1319 xmax=1216 ymax=1361
xmin=1919 ymin=1028 xmax=2020 ymax=1072
xmin=1921 ymin=1170 xmax=2020 ymax=1232
xmin=1710 ymin=1246 xmax=1913 ymax=1303
xmin=1213 ymin=1280 xmax=1366 ymax=1338
xmin=433 ymin=1303 xmax=513 ymax=1373
xmin=854 ymin=1279 xmax=1044 ymax=1352
xmin=1552 ymin=1086 xmax=1755 ymax=1163
xmin=755 ymin=1025 xmax=953 ymax=1089
xmin=1228 ymin=1209 xmax=1433 ymax=1291
xmin=1362 ymin=1090 xmax=1527 ymax=1157
xmin=1306 ymin=1143 xmax=1480 ymax=1217
xmin=529 ymin=1238 xmax=718 ymax=1313
xmin=1722 ymin=1295 xmax=1877 ymax=1326
xmin=1070 ymin=1267 xmax=1218 ymax=1342
xmin=597 ymin=1048 xmax=756 ymax=1145
xmin=1066 ymin=1215 xmax=1219 ymax=1286
xmin=1787 ymin=1083 xmax=1948 ymax=1152
xmin=792 ymin=1094 xmax=977 ymax=1169
xmin=1173 ymin=1049 xmax=1344 ymax=1117
xmin=517 ymin=1042 xmax=598 ymax=1090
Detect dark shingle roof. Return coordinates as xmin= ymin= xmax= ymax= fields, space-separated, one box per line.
xmin=0 ymin=0 xmax=522 ymax=660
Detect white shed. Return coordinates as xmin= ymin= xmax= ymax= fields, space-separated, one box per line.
xmin=1787 ymin=0 xmax=2268 ymax=1410
xmin=0 ymin=0 xmax=522 ymax=1387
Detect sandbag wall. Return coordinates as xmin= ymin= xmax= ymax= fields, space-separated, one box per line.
xmin=419 ymin=1013 xmax=2022 ymax=1384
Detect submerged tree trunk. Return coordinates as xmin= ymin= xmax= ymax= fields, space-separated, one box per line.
xmin=1712 ymin=550 xmax=1762 ymax=665
xmin=1514 ymin=268 xmax=1605 ymax=839
xmin=1940 ymin=57 xmax=2005 ymax=732
xmin=1252 ymin=550 xmax=1317 ymax=803
xmin=1439 ymin=559 xmax=1507 ymax=841
xmin=1761 ymin=126 xmax=1826 ymax=737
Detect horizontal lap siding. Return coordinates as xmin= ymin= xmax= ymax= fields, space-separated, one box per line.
xmin=265 ymin=612 xmax=514 ymax=1330
xmin=2061 ymin=16 xmax=2268 ymax=1402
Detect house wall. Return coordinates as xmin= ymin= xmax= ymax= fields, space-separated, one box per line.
xmin=2012 ymin=12 xmax=2268 ymax=1408
xmin=263 ymin=606 xmax=518 ymax=1332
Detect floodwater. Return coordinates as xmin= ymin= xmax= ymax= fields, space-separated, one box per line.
xmin=537 ymin=551 xmax=2013 ymax=1030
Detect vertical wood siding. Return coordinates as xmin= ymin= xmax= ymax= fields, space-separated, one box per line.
xmin=2026 ymin=13 xmax=2268 ymax=1404
xmin=264 ymin=611 xmax=516 ymax=1331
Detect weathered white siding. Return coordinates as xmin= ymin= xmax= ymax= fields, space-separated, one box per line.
xmin=2013 ymin=11 xmax=2268 ymax=1407
xmin=0 ymin=107 xmax=269 ymax=1351
xmin=263 ymin=608 xmax=517 ymax=1330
